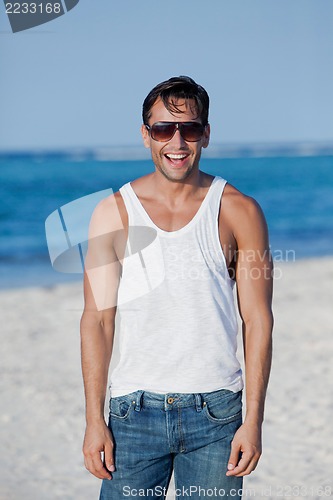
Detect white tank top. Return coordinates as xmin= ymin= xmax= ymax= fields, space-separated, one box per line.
xmin=110 ymin=176 xmax=243 ymax=397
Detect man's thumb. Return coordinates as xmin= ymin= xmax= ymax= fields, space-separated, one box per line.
xmin=105 ymin=442 xmax=115 ymax=472
xmin=227 ymin=442 xmax=240 ymax=473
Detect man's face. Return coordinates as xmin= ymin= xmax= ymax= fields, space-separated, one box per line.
xmin=141 ymin=98 xmax=210 ymax=182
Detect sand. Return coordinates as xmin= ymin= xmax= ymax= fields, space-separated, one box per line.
xmin=1 ymin=257 xmax=333 ymax=500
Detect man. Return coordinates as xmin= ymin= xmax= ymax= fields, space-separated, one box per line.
xmin=81 ymin=76 xmax=273 ymax=500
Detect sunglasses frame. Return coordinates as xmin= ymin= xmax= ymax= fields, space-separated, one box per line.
xmin=145 ymin=121 xmax=206 ymax=142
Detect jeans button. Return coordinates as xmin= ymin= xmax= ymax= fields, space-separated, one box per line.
xmin=167 ymin=397 xmax=174 ymax=404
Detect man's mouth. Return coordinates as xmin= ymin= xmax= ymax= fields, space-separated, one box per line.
xmin=164 ymin=153 xmax=190 ymax=167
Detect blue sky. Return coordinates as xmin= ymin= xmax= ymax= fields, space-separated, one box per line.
xmin=1 ymin=0 xmax=333 ymax=150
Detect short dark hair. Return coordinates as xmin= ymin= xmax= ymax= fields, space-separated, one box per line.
xmin=142 ymin=76 xmax=209 ymax=126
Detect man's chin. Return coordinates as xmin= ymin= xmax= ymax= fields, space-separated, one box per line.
xmin=159 ymin=168 xmax=193 ymax=182
xmin=154 ymin=162 xmax=198 ymax=182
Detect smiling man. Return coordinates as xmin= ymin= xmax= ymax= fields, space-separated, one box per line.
xmin=80 ymin=76 xmax=273 ymax=500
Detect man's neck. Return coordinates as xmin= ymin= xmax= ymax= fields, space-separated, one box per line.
xmin=150 ymin=169 xmax=209 ymax=203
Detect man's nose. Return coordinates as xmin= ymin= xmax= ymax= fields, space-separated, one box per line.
xmin=169 ymin=128 xmax=187 ymax=147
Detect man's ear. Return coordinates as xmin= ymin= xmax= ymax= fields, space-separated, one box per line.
xmin=201 ymin=123 xmax=210 ymax=149
xmin=141 ymin=124 xmax=151 ymax=149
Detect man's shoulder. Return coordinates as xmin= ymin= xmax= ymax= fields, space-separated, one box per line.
xmin=94 ymin=190 xmax=125 ymax=215
xmin=222 ymin=182 xmax=266 ymax=227
xmin=223 ymin=182 xmax=259 ymax=208
xmin=94 ymin=173 xmax=152 ymax=222
xmin=89 ymin=190 xmax=128 ymax=237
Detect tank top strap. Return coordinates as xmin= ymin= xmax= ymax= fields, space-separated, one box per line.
xmin=119 ymin=182 xmax=146 ymax=226
xmin=203 ymin=176 xmax=228 ymax=219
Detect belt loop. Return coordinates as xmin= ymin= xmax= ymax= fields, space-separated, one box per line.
xmin=195 ymin=393 xmax=203 ymax=412
xmin=134 ymin=390 xmax=143 ymax=412
xmin=164 ymin=394 xmax=169 ymax=412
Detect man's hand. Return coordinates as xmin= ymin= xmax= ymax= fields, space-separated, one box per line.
xmin=83 ymin=421 xmax=115 ymax=480
xmin=226 ymin=422 xmax=262 ymax=477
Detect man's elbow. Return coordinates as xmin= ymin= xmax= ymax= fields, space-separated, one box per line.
xmin=242 ymin=309 xmax=273 ymax=335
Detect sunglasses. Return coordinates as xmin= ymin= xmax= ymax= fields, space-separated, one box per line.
xmin=145 ymin=121 xmax=206 ymax=142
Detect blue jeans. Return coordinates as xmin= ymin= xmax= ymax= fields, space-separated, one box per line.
xmin=100 ymin=388 xmax=243 ymax=499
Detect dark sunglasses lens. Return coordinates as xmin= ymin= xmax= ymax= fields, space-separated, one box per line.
xmin=151 ymin=123 xmax=176 ymax=142
xmin=149 ymin=122 xmax=205 ymax=142
xmin=179 ymin=122 xmax=205 ymax=141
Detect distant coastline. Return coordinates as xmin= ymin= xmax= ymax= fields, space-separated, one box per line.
xmin=1 ymin=141 xmax=333 ymax=161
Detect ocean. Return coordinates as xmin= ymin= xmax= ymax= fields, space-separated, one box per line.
xmin=0 ymin=154 xmax=332 ymax=288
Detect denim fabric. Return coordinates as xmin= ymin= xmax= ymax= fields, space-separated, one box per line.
xmin=100 ymin=388 xmax=243 ymax=500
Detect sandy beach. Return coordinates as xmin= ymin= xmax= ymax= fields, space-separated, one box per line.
xmin=1 ymin=257 xmax=332 ymax=500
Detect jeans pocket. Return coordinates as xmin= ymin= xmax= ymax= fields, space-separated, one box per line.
xmin=109 ymin=393 xmax=136 ymax=420
xmin=203 ymin=390 xmax=242 ymax=424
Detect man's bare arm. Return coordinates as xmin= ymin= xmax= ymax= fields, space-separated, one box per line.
xmin=223 ymin=189 xmax=273 ymax=477
xmin=80 ymin=194 xmax=126 ymax=480
xmin=81 ymin=279 xmax=117 ymax=480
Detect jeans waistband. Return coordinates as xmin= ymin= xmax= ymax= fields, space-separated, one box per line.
xmin=117 ymin=388 xmax=238 ymax=413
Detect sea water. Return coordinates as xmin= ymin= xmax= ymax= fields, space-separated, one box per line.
xmin=0 ymin=154 xmax=332 ymax=288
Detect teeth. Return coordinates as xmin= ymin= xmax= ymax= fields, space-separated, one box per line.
xmin=166 ymin=154 xmax=187 ymax=159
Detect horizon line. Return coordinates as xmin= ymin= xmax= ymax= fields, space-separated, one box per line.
xmin=1 ymin=140 xmax=333 ymax=160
